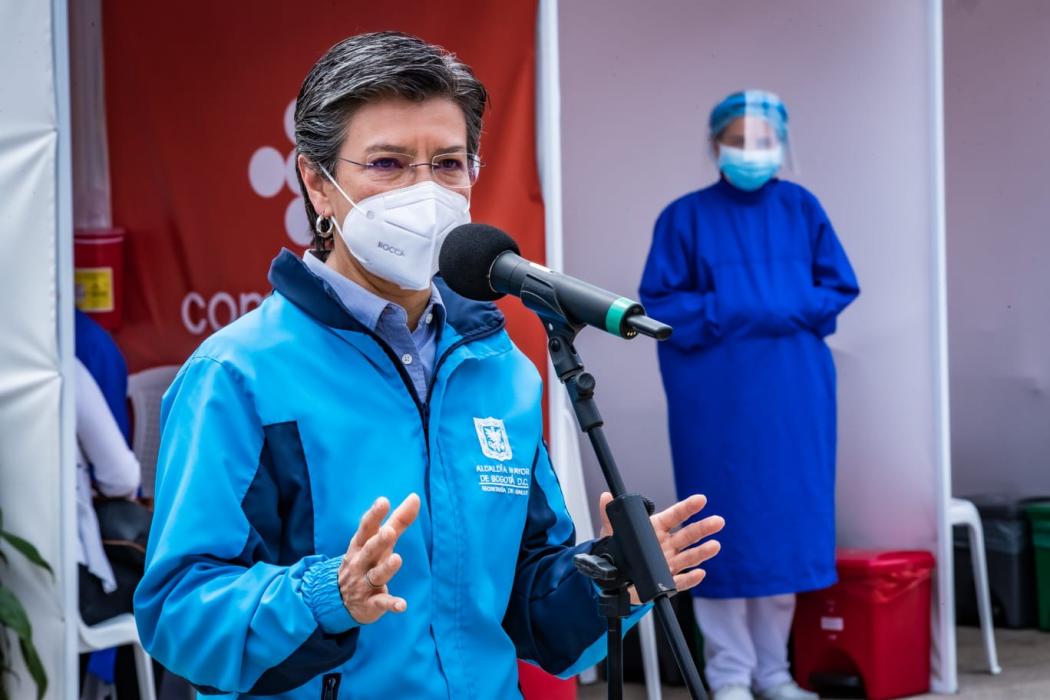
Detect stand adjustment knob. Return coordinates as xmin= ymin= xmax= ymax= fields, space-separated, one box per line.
xmin=573 ymin=552 xmax=617 ymax=582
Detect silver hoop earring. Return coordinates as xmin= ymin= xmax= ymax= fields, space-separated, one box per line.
xmin=315 ymin=215 xmax=334 ymax=238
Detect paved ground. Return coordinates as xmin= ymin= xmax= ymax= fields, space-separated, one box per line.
xmin=579 ymin=626 xmax=1050 ymax=699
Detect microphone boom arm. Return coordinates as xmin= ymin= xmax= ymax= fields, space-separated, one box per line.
xmin=507 ymin=261 xmax=672 ymax=340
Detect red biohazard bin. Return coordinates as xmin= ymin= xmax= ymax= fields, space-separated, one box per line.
xmin=74 ymin=227 xmax=126 ymax=330
xmin=518 ymin=661 xmax=576 ymax=700
xmin=792 ymin=550 xmax=934 ymax=699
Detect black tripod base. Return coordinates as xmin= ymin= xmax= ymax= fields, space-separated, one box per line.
xmin=574 ymin=549 xmax=709 ymax=700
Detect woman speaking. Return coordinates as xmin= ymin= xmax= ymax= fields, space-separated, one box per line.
xmin=134 ymin=32 xmax=723 ymax=699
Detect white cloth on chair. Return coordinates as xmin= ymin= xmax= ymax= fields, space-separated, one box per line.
xmin=75 ymin=358 xmax=141 ymax=592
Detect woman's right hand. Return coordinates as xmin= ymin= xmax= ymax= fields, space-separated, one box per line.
xmin=338 ymin=493 xmax=420 ymax=624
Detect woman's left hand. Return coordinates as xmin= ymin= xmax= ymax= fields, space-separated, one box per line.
xmin=598 ymin=492 xmax=724 ymax=605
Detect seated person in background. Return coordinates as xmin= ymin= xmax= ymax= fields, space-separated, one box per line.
xmin=75 ymin=309 xmax=150 ymax=700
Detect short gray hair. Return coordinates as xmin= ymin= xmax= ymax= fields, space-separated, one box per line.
xmin=294 ymin=31 xmax=488 ymax=249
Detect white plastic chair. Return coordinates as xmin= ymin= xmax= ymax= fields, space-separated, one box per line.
xmin=951 ymin=497 xmax=1002 ymax=675
xmin=79 ymin=613 xmax=157 ymax=700
xmin=127 ymin=365 xmax=180 ymax=498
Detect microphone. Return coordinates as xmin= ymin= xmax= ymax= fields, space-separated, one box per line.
xmin=439 ymin=224 xmax=671 ymax=340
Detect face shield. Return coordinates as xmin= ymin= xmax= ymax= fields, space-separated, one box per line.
xmin=708 ymin=90 xmax=797 ymax=183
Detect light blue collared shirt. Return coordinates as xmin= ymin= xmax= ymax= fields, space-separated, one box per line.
xmin=303 ymin=252 xmax=445 ymax=400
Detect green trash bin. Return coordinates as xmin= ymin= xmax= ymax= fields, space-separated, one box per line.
xmin=1026 ymin=501 xmax=1050 ymax=632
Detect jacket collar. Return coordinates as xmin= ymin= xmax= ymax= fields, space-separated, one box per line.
xmin=267 ymin=248 xmax=505 ymax=340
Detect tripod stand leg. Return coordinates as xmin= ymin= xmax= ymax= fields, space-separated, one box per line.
xmin=654 ymin=597 xmax=706 ymax=698
xmin=607 ymin=615 xmax=623 ymax=700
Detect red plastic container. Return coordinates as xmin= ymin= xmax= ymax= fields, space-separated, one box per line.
xmin=792 ymin=550 xmax=934 ymax=699
xmin=74 ymin=227 xmax=126 ymax=330
xmin=518 ymin=661 xmax=576 ymax=700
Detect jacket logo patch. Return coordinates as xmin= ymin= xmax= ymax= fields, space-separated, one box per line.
xmin=473 ymin=417 xmax=513 ymax=461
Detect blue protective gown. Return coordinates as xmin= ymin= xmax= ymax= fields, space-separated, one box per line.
xmin=639 ymin=177 xmax=859 ymax=599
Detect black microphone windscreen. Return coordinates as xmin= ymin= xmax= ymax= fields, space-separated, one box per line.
xmin=439 ymin=224 xmax=520 ymax=301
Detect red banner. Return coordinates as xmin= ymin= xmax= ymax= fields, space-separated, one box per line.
xmin=103 ymin=1 xmax=547 ymax=375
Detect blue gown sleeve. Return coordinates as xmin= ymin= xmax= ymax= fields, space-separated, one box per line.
xmin=74 ymin=310 xmax=130 ymax=442
xmin=504 ymin=442 xmax=648 ymax=678
xmin=639 ymin=206 xmax=720 ymax=351
xmin=133 ymin=357 xmax=358 ymax=695
xmin=799 ymin=196 xmax=860 ymax=337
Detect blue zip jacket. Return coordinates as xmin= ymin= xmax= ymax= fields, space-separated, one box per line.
xmin=134 ymin=250 xmax=643 ymax=699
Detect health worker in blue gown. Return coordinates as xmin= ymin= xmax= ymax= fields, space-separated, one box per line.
xmin=639 ymin=90 xmax=859 ymax=700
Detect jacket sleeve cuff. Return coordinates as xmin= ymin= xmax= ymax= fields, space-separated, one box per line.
xmin=302 ymin=556 xmax=358 ymax=634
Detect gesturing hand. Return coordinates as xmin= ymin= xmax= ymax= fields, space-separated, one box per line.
xmin=338 ymin=493 xmax=420 ymax=624
xmin=598 ymin=492 xmax=724 ymax=605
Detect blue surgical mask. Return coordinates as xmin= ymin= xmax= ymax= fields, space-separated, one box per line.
xmin=718 ymin=144 xmax=783 ymax=191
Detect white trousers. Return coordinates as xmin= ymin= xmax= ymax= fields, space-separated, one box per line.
xmin=693 ymin=594 xmax=796 ymax=693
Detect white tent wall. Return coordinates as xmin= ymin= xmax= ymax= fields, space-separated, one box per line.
xmin=944 ymin=0 xmax=1050 ymax=499
xmin=537 ymin=0 xmax=595 ymax=544
xmin=0 ymin=1 xmax=76 ymax=698
xmin=557 ymin=0 xmax=953 ymax=691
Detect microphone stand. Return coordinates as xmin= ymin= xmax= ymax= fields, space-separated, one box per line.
xmin=540 ymin=315 xmax=709 ymax=700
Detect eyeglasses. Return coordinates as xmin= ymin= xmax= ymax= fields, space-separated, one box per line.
xmin=337 ymin=151 xmax=483 ymax=190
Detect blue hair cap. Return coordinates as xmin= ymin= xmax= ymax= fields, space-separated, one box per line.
xmin=709 ymin=90 xmax=789 ymax=142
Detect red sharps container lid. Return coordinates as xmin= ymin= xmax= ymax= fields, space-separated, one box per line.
xmin=836 ymin=549 xmax=935 ymax=580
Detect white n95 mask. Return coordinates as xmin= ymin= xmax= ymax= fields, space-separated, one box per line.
xmin=321 ymin=169 xmax=471 ymax=291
